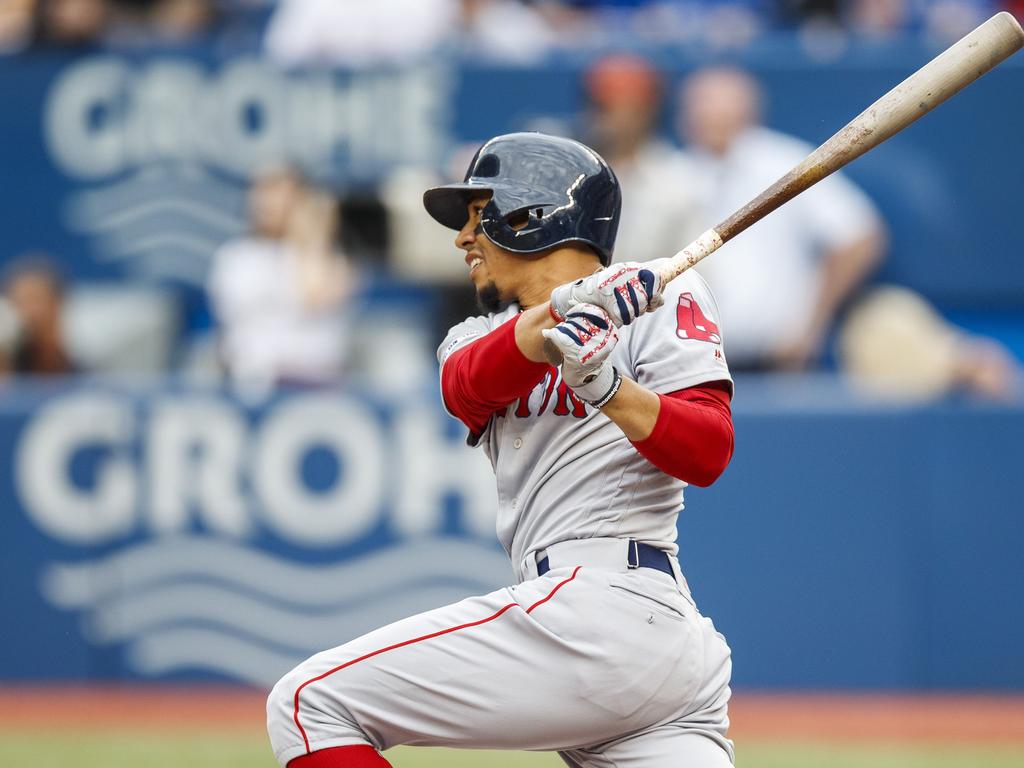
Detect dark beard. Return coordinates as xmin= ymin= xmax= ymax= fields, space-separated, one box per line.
xmin=476 ymin=281 xmax=507 ymax=314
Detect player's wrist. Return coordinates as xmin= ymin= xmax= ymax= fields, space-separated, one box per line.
xmin=548 ymin=301 xmax=565 ymax=324
xmin=516 ymin=304 xmax=560 ymax=363
xmin=571 ymin=365 xmax=622 ymax=408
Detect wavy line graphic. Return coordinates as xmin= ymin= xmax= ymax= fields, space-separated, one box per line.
xmin=83 ymin=581 xmax=504 ymax=652
xmin=66 ymin=166 xmax=245 ymax=223
xmin=64 ymin=164 xmax=247 ymax=285
xmin=103 ymin=231 xmax=224 ymax=261
xmin=71 ymin=197 xmax=243 ymax=235
xmin=40 ymin=536 xmax=516 ymax=684
xmin=43 ymin=537 xmax=513 ymax=609
xmin=127 ymin=626 xmax=300 ymax=687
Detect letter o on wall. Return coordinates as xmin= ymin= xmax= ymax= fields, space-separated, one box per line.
xmin=253 ymin=394 xmax=384 ymax=547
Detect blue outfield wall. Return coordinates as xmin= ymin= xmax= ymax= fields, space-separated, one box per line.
xmin=0 ymin=378 xmax=1021 ymax=689
xmin=681 ymin=386 xmax=1024 ymax=690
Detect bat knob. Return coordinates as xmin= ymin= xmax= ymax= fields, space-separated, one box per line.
xmin=543 ymin=337 xmax=564 ymax=366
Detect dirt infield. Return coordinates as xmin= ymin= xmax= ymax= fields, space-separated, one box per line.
xmin=0 ymin=687 xmax=1022 ymax=744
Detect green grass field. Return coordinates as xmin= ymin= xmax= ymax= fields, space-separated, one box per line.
xmin=2 ymin=730 xmax=1022 ymax=768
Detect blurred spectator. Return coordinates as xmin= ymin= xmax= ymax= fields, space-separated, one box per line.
xmin=455 ymin=0 xmax=557 ymax=63
xmin=777 ymin=0 xmax=843 ymax=25
xmin=845 ymin=0 xmax=994 ymax=41
xmin=264 ymin=0 xmax=457 ymax=66
xmin=558 ymin=0 xmax=649 ymax=7
xmin=28 ymin=0 xmax=217 ymax=49
xmin=679 ymin=66 xmax=885 ymax=371
xmin=582 ymin=53 xmax=704 ymax=263
xmin=207 ymin=168 xmax=355 ymax=387
xmin=133 ymin=0 xmax=214 ymax=41
xmin=530 ymin=0 xmax=602 ymax=46
xmin=3 ymin=257 xmax=76 ymax=375
xmin=921 ymin=0 xmax=993 ymax=42
xmin=0 ymin=299 xmax=19 ymax=378
xmin=0 ymin=0 xmax=36 ymax=52
xmin=840 ymin=285 xmax=1020 ymax=401
xmin=33 ymin=0 xmax=110 ymax=48
xmin=846 ymin=0 xmax=911 ymax=36
xmin=541 ymin=0 xmax=765 ymax=47
xmin=699 ymin=1 xmax=764 ymax=48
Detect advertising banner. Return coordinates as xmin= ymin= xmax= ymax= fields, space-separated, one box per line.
xmin=1 ymin=380 xmax=1023 ymax=688
xmin=0 ymin=382 xmax=505 ymax=686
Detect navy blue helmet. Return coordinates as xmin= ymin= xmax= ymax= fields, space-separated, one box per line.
xmin=423 ymin=133 xmax=621 ymax=266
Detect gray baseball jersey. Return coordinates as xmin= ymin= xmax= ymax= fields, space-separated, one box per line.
xmin=267 ymin=269 xmax=735 ymax=768
xmin=438 ymin=269 xmax=731 ymax=574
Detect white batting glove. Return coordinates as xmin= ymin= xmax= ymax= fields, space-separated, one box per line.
xmin=541 ymin=303 xmax=623 ymax=408
xmin=549 ymin=262 xmax=664 ymax=327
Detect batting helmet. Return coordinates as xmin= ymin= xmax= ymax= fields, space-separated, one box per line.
xmin=423 ymin=133 xmax=621 ymax=266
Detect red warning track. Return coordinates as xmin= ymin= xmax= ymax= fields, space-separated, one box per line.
xmin=729 ymin=692 xmax=1024 ymax=744
xmin=0 ymin=687 xmax=1022 ymax=744
xmin=0 ymin=686 xmax=263 ymax=732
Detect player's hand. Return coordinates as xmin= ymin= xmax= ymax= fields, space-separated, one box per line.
xmin=549 ymin=262 xmax=664 ymax=327
xmin=541 ymin=303 xmax=622 ymax=407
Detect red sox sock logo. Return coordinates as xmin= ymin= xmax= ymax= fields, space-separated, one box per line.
xmin=676 ymin=293 xmax=721 ymax=344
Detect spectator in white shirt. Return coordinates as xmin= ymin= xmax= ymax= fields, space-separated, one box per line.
xmin=208 ymin=168 xmax=355 ymax=387
xmin=679 ymin=66 xmax=886 ymax=371
xmin=456 ymin=0 xmax=557 ymax=64
xmin=264 ymin=0 xmax=457 ymax=67
xmin=265 ymin=0 xmax=563 ymax=67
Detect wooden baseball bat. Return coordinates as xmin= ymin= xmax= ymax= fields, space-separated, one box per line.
xmin=545 ymin=11 xmax=1024 ymax=366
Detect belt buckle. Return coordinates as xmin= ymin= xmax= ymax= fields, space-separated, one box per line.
xmin=627 ymin=538 xmax=640 ymax=569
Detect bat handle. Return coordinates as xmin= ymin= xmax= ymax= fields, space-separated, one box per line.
xmin=654 ymin=228 xmax=725 ymax=285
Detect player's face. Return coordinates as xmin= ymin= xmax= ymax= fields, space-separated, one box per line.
xmin=456 ymin=197 xmax=523 ymax=313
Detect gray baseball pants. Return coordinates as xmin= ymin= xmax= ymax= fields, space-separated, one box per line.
xmin=267 ymin=538 xmax=734 ymax=767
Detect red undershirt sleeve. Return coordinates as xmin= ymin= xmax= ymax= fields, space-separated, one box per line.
xmin=441 ymin=314 xmax=551 ymax=437
xmin=630 ymin=382 xmax=734 ymax=487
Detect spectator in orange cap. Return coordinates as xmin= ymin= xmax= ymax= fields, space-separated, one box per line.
xmin=581 ymin=53 xmax=704 ymax=265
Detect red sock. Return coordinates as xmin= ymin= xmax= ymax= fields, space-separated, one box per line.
xmin=287 ymin=745 xmax=393 ymax=767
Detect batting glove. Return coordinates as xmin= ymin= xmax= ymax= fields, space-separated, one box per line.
xmin=541 ymin=303 xmax=622 ymax=408
xmin=549 ymin=262 xmax=664 ymax=327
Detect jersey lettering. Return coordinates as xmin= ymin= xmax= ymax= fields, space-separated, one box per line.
xmin=513 ymin=396 xmax=532 ymax=418
xmin=511 ymin=369 xmax=587 ymax=420
xmin=676 ymin=293 xmax=721 ymax=344
xmin=550 ymin=379 xmax=588 ymax=418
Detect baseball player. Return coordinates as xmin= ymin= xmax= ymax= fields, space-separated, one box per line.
xmin=267 ymin=132 xmax=736 ymax=767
